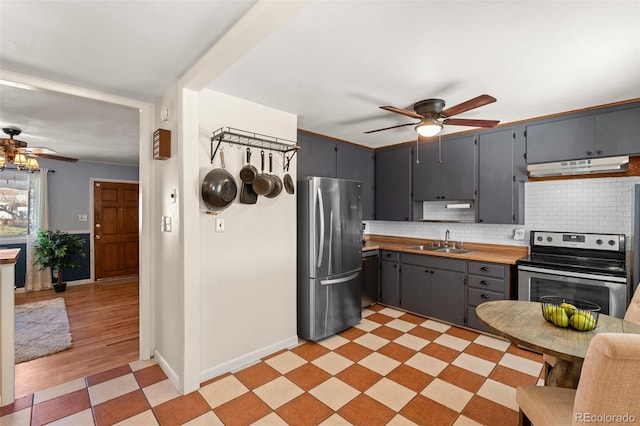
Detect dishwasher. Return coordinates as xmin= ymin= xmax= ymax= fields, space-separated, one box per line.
xmin=361 ymin=250 xmax=379 ymax=307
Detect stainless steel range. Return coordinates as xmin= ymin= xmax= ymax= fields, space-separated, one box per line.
xmin=517 ymin=231 xmax=628 ymax=318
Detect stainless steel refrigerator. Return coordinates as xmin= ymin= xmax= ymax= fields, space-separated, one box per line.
xmin=297 ymin=177 xmax=363 ymax=341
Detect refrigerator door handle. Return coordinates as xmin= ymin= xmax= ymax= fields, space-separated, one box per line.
xmin=327 ymin=209 xmax=334 ymax=276
xmin=320 ymin=271 xmax=360 ymax=286
xmin=317 ymin=187 xmax=325 ymax=268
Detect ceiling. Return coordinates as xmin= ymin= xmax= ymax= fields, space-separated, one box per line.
xmin=1 ymin=1 xmax=639 ymax=165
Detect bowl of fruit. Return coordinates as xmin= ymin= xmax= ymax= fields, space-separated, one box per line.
xmin=540 ymin=296 xmax=601 ymax=331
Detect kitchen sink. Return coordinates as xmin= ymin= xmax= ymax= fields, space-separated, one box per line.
xmin=436 ymin=247 xmax=472 ymax=254
xmin=407 ymin=245 xmax=440 ymax=251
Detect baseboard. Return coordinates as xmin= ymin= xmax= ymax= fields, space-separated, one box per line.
xmin=153 ymin=349 xmax=181 ymax=392
xmin=199 ymin=335 xmax=299 ymax=384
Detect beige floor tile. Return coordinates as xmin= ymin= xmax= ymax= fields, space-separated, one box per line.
xmin=88 ymin=373 xmax=140 ymax=406
xmin=309 ymin=377 xmax=359 ymax=411
xmin=142 ymin=379 xmax=180 ymax=407
xmin=0 ymin=408 xmax=31 ymax=426
xmin=386 ymin=318 xmax=416 ymax=332
xmin=48 ymin=409 xmax=94 ymax=426
xmin=420 ymin=319 xmax=451 ymax=332
xmin=265 ymin=351 xmax=307 ymax=374
xmin=387 ymin=414 xmax=419 ymax=425
xmin=473 ymin=334 xmax=510 ymax=352
xmin=358 ymin=352 xmax=401 ymax=376
xmin=354 ymin=333 xmax=389 ymax=351
xmin=355 ymin=318 xmax=381 ymax=332
xmin=362 ymin=308 xmax=375 ymax=318
xmin=405 ymin=352 xmax=448 ymax=376
xmin=312 ymin=352 xmax=354 ymax=375
xmin=183 ymin=411 xmax=224 ymax=426
xmin=198 ymin=375 xmax=249 ymax=408
xmin=452 ymin=414 xmax=484 ymax=426
xmin=253 ymin=376 xmax=304 ymax=410
xmin=317 ymin=334 xmax=349 ymax=350
xmin=421 ymin=378 xmax=473 ymax=412
xmin=128 ymin=359 xmax=158 ymax=372
xmin=476 ymin=378 xmax=518 ymax=411
xmin=378 ymin=307 xmax=404 ymax=318
xmin=452 ymin=353 xmax=496 ymax=377
xmin=394 ymin=333 xmax=429 ymax=351
xmin=114 ymin=409 xmax=161 ymax=426
xmin=34 ymin=377 xmax=87 ymax=404
xmin=251 ymin=411 xmax=289 ymax=425
xmin=364 ymin=378 xmax=416 ymax=411
xmin=319 ymin=413 xmax=353 ymax=425
xmin=498 ymin=353 xmax=543 ymax=377
xmin=434 ymin=334 xmax=471 ymax=352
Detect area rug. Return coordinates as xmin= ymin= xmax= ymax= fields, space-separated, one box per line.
xmin=15 ymin=298 xmax=72 ymax=364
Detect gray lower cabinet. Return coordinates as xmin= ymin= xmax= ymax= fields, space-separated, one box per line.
xmin=399 ymin=264 xmax=430 ymax=316
xmin=379 ymin=251 xmax=400 ymax=306
xmin=477 ymin=127 xmax=526 ymax=224
xmin=466 ymin=260 xmax=509 ymax=332
xmin=375 ymin=145 xmax=414 ymax=221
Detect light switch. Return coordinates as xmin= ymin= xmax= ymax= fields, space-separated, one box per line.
xmin=78 ymin=214 xmax=88 ymax=222
xmin=215 ymin=218 xmax=224 ymax=232
xmin=162 ymin=216 xmax=172 ymax=232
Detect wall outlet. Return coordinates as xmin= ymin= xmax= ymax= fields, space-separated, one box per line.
xmin=513 ymin=228 xmax=526 ymax=240
xmin=215 ymin=218 xmax=224 ymax=233
xmin=78 ymin=214 xmax=88 ymax=222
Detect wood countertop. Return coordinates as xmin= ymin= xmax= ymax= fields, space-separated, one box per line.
xmin=0 ymin=248 xmax=20 ymax=265
xmin=363 ymin=234 xmax=528 ymax=265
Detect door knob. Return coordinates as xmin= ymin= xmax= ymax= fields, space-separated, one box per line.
xmin=96 ymin=235 xmax=101 ymax=240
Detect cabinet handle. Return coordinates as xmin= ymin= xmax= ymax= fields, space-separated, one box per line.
xmin=480 ymin=280 xmax=490 ymax=285
xmin=480 ymin=267 xmax=489 ymax=272
xmin=430 ymin=270 xmax=434 ymax=274
xmin=393 ymin=264 xmax=397 ymax=268
xmin=586 ymin=150 xmax=593 ymax=156
xmin=480 ymin=294 xmax=490 ymax=299
xmin=596 ymin=150 xmax=603 ymax=155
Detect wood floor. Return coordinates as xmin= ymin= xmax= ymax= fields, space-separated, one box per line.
xmin=14 ymin=280 xmax=139 ymax=397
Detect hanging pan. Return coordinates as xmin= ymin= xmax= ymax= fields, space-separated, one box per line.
xmin=201 ymin=150 xmax=237 ymax=212
xmin=253 ymin=150 xmax=275 ymax=196
xmin=265 ymin=152 xmax=282 ymax=198
xmin=283 ymin=153 xmax=294 ymax=195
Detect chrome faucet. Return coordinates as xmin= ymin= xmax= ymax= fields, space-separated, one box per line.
xmin=444 ymin=229 xmax=450 ymax=247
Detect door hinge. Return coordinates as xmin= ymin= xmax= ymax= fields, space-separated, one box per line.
xmin=523 ymin=129 xmax=527 ymax=138
xmin=474 ymin=189 xmax=477 ymax=196
xmin=523 ymin=152 xmax=527 ymax=160
xmin=512 ymin=132 xmax=516 ymax=139
xmin=474 ymin=138 xmax=478 ymax=145
xmin=513 ymin=214 xmax=517 ymax=221
xmin=513 ymin=175 xmax=516 ymax=182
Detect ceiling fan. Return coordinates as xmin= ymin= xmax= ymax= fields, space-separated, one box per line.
xmin=365 ymin=94 xmax=500 ymax=137
xmin=0 ymin=126 xmax=78 ymax=172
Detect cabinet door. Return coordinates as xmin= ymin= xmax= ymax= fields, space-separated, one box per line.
xmin=375 ymin=145 xmax=413 ymax=221
xmin=337 ymin=143 xmax=375 ymax=220
xmin=526 ymin=116 xmax=594 ymax=163
xmin=477 ymin=129 xmax=514 ymax=224
xmin=380 ymin=261 xmax=400 ymax=307
xmin=441 ymin=135 xmax=476 ymax=200
xmin=399 ymin=264 xmax=429 ymax=316
xmin=413 ymin=141 xmax=441 ymax=201
xmin=429 ymin=268 xmax=465 ymax=326
xmin=595 ymin=107 xmax=640 ymax=157
xmin=297 ymin=131 xmax=337 ymax=178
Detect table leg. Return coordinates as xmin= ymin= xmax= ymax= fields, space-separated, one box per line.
xmin=546 ymin=358 xmax=583 ymax=389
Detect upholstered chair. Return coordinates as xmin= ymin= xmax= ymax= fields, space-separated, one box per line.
xmin=516 ymin=333 xmax=640 ymax=426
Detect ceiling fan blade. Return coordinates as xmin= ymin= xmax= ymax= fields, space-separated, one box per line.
xmin=380 ymin=105 xmax=422 ymax=119
xmin=364 ymin=122 xmax=418 ymax=134
xmin=441 ymin=94 xmax=496 ymax=118
xmin=35 ymin=153 xmax=79 ymax=162
xmin=443 ymin=118 xmax=500 ymax=128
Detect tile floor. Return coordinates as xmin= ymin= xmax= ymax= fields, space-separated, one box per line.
xmin=1 ymin=305 xmax=544 ymax=426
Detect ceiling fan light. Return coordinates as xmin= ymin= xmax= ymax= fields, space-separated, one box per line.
xmin=14 ymin=153 xmax=28 ymax=167
xmin=415 ymin=120 xmax=443 ymax=137
xmin=0 ymin=155 xmax=5 ymax=167
xmin=26 ymin=157 xmax=40 ymax=171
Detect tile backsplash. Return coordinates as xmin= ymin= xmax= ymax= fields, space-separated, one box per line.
xmin=365 ymin=176 xmax=640 ymax=247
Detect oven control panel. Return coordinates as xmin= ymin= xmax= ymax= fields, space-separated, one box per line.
xmin=531 ymin=231 xmax=624 ymax=251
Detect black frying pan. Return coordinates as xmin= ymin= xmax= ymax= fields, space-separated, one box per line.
xmin=253 ymin=150 xmax=275 ymax=196
xmin=201 ymin=150 xmax=237 ymax=211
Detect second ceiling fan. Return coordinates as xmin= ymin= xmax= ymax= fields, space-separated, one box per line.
xmin=365 ymin=94 xmax=500 ymax=137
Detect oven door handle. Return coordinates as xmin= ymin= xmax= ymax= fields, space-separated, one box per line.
xmin=517 ymin=265 xmax=627 ymax=284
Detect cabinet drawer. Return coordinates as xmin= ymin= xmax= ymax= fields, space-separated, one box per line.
xmin=468 ymin=261 xmax=505 ymax=278
xmin=380 ymin=250 xmax=399 ymax=262
xmin=468 ymin=287 xmax=504 ymax=306
xmin=468 ymin=275 xmax=505 ymax=293
xmin=401 ymin=253 xmax=466 ymax=272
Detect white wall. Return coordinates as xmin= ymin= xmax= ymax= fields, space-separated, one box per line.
xmin=197 ymin=90 xmax=298 ymax=382
xmin=366 ymin=176 xmax=640 ymax=247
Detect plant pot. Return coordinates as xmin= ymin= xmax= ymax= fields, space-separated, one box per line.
xmin=54 ymin=283 xmax=67 ymax=293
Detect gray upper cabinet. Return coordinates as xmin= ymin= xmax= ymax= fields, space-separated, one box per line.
xmin=413 ymin=134 xmax=476 ymax=201
xmin=375 ymin=144 xmax=413 ymax=221
xmin=477 ymin=127 xmax=526 ymax=224
xmin=297 ymin=131 xmax=337 ymax=178
xmin=337 ymin=143 xmax=375 ymax=220
xmin=594 ymin=106 xmax=640 ymax=157
xmin=526 ymin=104 xmax=640 ymax=164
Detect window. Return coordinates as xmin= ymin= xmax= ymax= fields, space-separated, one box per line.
xmin=0 ymin=172 xmax=29 ymax=236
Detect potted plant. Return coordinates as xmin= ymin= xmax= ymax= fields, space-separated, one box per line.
xmin=33 ymin=229 xmax=88 ymax=292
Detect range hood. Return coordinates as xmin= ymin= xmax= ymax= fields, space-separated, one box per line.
xmin=527 ymin=156 xmax=629 ymax=177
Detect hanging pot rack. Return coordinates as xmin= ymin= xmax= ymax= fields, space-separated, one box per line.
xmin=210 ymin=127 xmax=299 ymax=165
